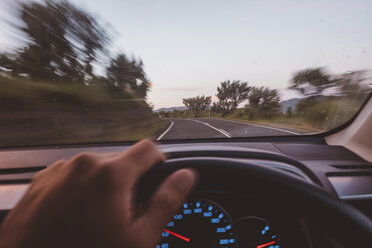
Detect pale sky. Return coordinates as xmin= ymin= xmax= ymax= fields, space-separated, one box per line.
xmin=1 ymin=0 xmax=372 ymax=108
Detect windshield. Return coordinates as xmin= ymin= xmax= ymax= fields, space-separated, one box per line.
xmin=0 ymin=0 xmax=371 ymax=147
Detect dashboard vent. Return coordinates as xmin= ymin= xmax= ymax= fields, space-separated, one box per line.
xmin=0 ymin=166 xmax=46 ymax=184
xmin=0 ymin=166 xmax=46 ymax=175
xmin=331 ymin=165 xmax=372 ymax=170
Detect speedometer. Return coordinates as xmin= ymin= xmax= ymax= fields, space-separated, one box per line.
xmin=235 ymin=217 xmax=280 ymax=248
xmin=157 ymin=199 xmax=236 ymax=248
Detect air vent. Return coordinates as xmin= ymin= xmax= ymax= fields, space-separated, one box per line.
xmin=331 ymin=165 xmax=372 ymax=170
xmin=0 ymin=166 xmax=46 ymax=184
xmin=0 ymin=166 xmax=46 ymax=175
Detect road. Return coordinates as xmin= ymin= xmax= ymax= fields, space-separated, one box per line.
xmin=157 ymin=118 xmax=309 ymax=140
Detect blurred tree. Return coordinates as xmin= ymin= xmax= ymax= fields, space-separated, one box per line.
xmin=286 ymin=106 xmax=293 ymax=117
xmin=158 ymin=111 xmax=171 ymax=118
xmin=216 ymin=80 xmax=251 ymax=113
xmin=0 ymin=55 xmax=14 ymax=71
xmin=246 ymin=86 xmax=280 ymax=119
xmin=183 ymin=95 xmax=212 ymax=117
xmin=17 ymin=1 xmax=80 ymax=80
xmin=289 ymin=68 xmax=334 ymax=97
xmin=106 ymin=54 xmax=150 ymax=97
xmin=292 ymin=69 xmax=371 ymax=124
xmin=334 ymin=70 xmax=370 ymax=96
xmin=290 ymin=67 xmax=371 ymax=99
xmin=247 ymin=86 xmax=263 ymax=108
xmin=66 ymin=1 xmax=110 ymax=79
xmin=1 ymin=0 xmax=109 ymax=82
xmin=260 ymin=88 xmax=281 ymax=116
xmin=211 ymin=100 xmax=234 ymax=115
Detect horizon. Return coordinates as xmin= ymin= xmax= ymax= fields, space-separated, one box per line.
xmin=154 ymin=94 xmax=302 ymax=111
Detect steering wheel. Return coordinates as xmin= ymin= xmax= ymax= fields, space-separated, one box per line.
xmin=138 ymin=150 xmax=372 ymax=247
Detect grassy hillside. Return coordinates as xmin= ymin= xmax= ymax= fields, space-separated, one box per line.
xmin=0 ymin=76 xmax=168 ymax=147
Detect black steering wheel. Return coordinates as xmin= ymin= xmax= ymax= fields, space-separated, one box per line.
xmin=138 ymin=148 xmax=372 ymax=247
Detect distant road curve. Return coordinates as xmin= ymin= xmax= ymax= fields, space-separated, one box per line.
xmin=157 ymin=118 xmax=307 ymax=140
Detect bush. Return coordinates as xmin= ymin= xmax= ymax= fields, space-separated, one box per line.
xmin=297 ymin=97 xmax=362 ymax=129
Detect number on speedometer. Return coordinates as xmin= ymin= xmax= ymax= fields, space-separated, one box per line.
xmin=157 ymin=199 xmax=236 ymax=248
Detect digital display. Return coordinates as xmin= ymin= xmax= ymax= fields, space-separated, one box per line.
xmin=328 ymin=176 xmax=372 ymax=197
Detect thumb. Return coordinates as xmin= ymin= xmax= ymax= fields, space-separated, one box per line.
xmin=135 ymin=169 xmax=197 ymax=245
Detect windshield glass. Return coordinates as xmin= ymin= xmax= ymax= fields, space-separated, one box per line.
xmin=0 ymin=0 xmax=371 ymax=147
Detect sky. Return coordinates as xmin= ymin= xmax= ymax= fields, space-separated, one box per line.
xmin=1 ymin=0 xmax=372 ymax=108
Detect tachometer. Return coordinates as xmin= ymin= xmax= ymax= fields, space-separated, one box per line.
xmin=157 ymin=199 xmax=236 ymax=248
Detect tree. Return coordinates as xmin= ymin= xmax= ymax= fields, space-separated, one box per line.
xmin=158 ymin=111 xmax=170 ymax=118
xmin=286 ymin=106 xmax=293 ymax=117
xmin=2 ymin=0 xmax=110 ymax=82
xmin=211 ymin=100 xmax=234 ymax=114
xmin=260 ymin=88 xmax=280 ymax=114
xmin=289 ymin=68 xmax=335 ymax=97
xmin=333 ymin=70 xmax=370 ymax=97
xmin=216 ymin=80 xmax=251 ymax=113
xmin=0 ymin=55 xmax=14 ymax=72
xmin=290 ymin=68 xmax=372 ymax=118
xmin=290 ymin=67 xmax=372 ymax=99
xmin=106 ymin=54 xmax=150 ymax=97
xmin=17 ymin=0 xmax=74 ymax=80
xmin=247 ymin=86 xmax=263 ymax=109
xmin=0 ymin=0 xmax=154 ymax=101
xmin=66 ymin=1 xmax=110 ymax=79
xmin=246 ymin=86 xmax=281 ymax=119
xmin=182 ymin=95 xmax=211 ymax=117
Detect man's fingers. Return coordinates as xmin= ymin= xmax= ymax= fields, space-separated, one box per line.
xmin=134 ymin=169 xmax=198 ymax=244
xmin=115 ymin=139 xmax=166 ymax=179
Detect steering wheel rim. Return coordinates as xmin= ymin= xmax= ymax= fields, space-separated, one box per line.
xmin=138 ymin=157 xmax=372 ymax=247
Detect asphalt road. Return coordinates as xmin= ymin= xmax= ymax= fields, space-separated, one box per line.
xmin=157 ymin=118 xmax=309 ymax=140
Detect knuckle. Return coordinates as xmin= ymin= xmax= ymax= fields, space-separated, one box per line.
xmin=74 ymin=152 xmax=94 ymax=163
xmin=71 ymin=152 xmax=97 ymax=171
xmin=137 ymin=139 xmax=157 ymax=152
xmin=125 ymin=139 xmax=165 ymax=164
xmin=33 ymin=169 xmax=46 ymax=181
xmin=139 ymin=141 xmax=165 ymax=160
xmin=51 ymin=159 xmax=66 ymax=169
xmin=139 ymin=139 xmax=155 ymax=147
xmin=34 ymin=159 xmax=64 ymax=180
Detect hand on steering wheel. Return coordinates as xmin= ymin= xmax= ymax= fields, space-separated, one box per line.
xmin=0 ymin=140 xmax=198 ymax=248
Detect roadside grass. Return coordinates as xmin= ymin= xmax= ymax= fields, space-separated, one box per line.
xmin=0 ymin=76 xmax=148 ymax=111
xmin=212 ymin=116 xmax=324 ymax=133
xmin=94 ymin=119 xmax=170 ymax=142
xmin=0 ymin=76 xmax=168 ymax=147
xmin=0 ymin=117 xmax=170 ymax=147
xmin=54 ymin=118 xmax=170 ymax=143
xmin=63 ymin=118 xmax=170 ymax=143
xmin=161 ymin=96 xmax=367 ymax=133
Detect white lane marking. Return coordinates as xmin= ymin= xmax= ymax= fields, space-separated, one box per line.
xmin=156 ymin=121 xmax=174 ymax=140
xmin=218 ymin=128 xmax=231 ymax=137
xmin=211 ymin=118 xmax=300 ymax=135
xmin=192 ymin=120 xmax=232 ymax=138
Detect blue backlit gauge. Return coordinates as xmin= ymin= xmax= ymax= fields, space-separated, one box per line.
xmin=234 ymin=217 xmax=280 ymax=248
xmin=157 ymin=199 xmax=236 ymax=248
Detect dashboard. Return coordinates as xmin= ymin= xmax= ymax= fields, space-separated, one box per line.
xmin=157 ymin=192 xmax=309 ymax=248
xmin=0 ymin=136 xmax=371 ymax=247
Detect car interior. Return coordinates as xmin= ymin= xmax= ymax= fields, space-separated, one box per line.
xmin=0 ymin=95 xmax=371 ymax=247
xmin=1 ymin=0 xmax=372 ymax=247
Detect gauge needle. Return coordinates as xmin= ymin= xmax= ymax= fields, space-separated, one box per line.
xmin=256 ymin=241 xmax=276 ymax=248
xmin=163 ymin=229 xmax=191 ymax=242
